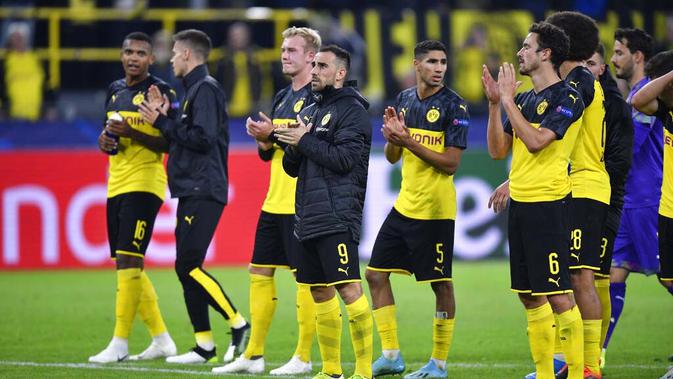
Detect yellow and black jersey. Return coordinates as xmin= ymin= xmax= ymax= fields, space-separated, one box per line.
xmin=504 ymin=81 xmax=584 ymax=202
xmin=566 ymin=66 xmax=611 ymax=204
xmin=656 ymin=99 xmax=673 ymax=218
xmin=261 ymin=83 xmax=313 ymax=214
xmin=392 ymin=86 xmax=469 ymax=220
xmin=105 ymin=75 xmax=177 ymax=200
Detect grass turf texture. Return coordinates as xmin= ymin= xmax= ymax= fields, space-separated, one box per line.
xmin=1 ymin=260 xmax=671 ymax=378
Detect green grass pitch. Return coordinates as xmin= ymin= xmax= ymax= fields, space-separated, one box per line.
xmin=1 ymin=261 xmax=671 ymax=378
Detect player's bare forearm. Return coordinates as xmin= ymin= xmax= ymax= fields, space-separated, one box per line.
xmin=404 ymin=139 xmax=462 ymax=175
xmin=632 ymin=70 xmax=673 ymax=115
xmin=129 ymin=129 xmax=169 ymax=153
xmin=502 ymin=98 xmax=555 ymax=153
xmin=384 ymin=142 xmax=402 ymax=163
xmin=486 ymin=102 xmax=510 ymax=159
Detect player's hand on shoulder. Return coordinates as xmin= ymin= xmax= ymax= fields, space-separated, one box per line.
xmin=488 ymin=180 xmax=510 ymax=213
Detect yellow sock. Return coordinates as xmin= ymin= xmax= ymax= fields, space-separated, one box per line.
xmin=315 ymin=295 xmax=342 ymax=376
xmin=431 ymin=316 xmax=455 ymax=362
xmin=113 ymin=268 xmax=142 ymax=339
xmin=293 ymin=283 xmax=316 ymax=362
xmin=584 ymin=319 xmax=602 ymax=373
xmin=244 ymin=274 xmax=276 ymax=358
xmin=555 ymin=307 xmax=584 ymax=379
xmin=345 ymin=295 xmax=373 ymax=379
xmin=137 ymin=271 xmax=168 ymax=337
xmin=525 ymin=302 xmax=555 ymax=379
xmin=595 ymin=278 xmax=611 ymax=348
xmin=373 ymin=304 xmax=399 ymax=351
xmin=195 ymin=330 xmax=215 ymax=351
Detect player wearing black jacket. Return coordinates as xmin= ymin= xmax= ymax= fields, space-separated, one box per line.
xmin=139 ymin=29 xmax=249 ymax=365
xmin=276 ymin=45 xmax=373 ymax=379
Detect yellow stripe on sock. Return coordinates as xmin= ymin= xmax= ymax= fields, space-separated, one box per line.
xmin=189 ymin=268 xmax=237 ymax=319
xmin=245 ymin=274 xmax=276 ymax=358
xmin=315 ymin=296 xmax=342 ymax=377
xmin=525 ymin=303 xmax=555 ymax=379
xmin=294 ymin=283 xmax=316 ymax=362
xmin=138 ymin=271 xmax=168 ymax=336
xmin=113 ymin=268 xmax=142 ymax=339
xmin=373 ymin=304 xmax=399 ymax=351
xmin=345 ymin=295 xmax=373 ymax=379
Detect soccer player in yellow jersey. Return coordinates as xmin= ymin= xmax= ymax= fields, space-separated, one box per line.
xmin=484 ymin=22 xmax=586 ymax=379
xmin=545 ymin=13 xmax=609 ymax=378
xmin=213 ymin=26 xmax=321 ymax=375
xmin=365 ymin=40 xmax=469 ymax=379
xmin=631 ymin=54 xmax=673 ymax=375
xmin=89 ymin=32 xmax=177 ymax=363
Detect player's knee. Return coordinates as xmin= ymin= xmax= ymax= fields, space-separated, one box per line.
xmin=249 ymin=265 xmax=274 ymax=276
xmin=430 ymin=280 xmax=453 ymax=296
xmin=365 ymin=269 xmax=388 ymax=288
xmin=518 ymin=293 xmax=546 ymax=309
xmin=174 ymin=259 xmax=197 ymax=282
xmin=116 ymin=254 xmax=143 ymax=269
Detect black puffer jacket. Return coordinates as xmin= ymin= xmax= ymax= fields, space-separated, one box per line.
xmin=283 ymin=85 xmax=371 ymax=242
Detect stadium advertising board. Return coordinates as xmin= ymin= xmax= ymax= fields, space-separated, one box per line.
xmin=0 ymin=150 xmax=509 ymax=269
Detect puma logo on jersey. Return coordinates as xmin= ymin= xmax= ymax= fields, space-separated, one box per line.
xmin=433 ymin=266 xmax=444 ymax=275
xmin=569 ymin=80 xmax=579 ymax=87
xmin=184 ymin=216 xmax=195 ymax=225
xmin=459 ymin=104 xmax=468 ymax=112
xmin=570 ymin=252 xmax=579 ymax=261
xmin=338 ymin=267 xmax=350 ymax=276
xmin=569 ymin=94 xmax=578 ymax=104
xmin=548 ymin=277 xmax=561 ymax=287
xmin=132 ymin=240 xmax=142 ymax=251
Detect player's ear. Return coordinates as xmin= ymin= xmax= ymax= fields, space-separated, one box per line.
xmin=149 ymin=53 xmax=156 ymax=65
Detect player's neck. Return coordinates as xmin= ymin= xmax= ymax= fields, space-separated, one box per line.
xmin=291 ymin=68 xmax=312 ymax=91
xmin=531 ymin=66 xmax=561 ymax=93
xmin=416 ymin=82 xmax=442 ymax=100
xmin=125 ymin=72 xmax=149 ymax=87
xmin=628 ymin=68 xmax=645 ymax=89
xmin=558 ymin=61 xmax=583 ymax=80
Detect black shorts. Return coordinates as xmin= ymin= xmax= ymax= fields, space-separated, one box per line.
xmin=296 ymin=232 xmax=361 ymax=286
xmin=568 ymin=197 xmax=608 ymax=271
xmin=509 ymin=196 xmax=572 ymax=296
xmin=251 ymin=211 xmax=301 ymax=270
xmin=107 ymin=192 xmax=163 ymax=259
xmin=658 ymin=215 xmax=673 ymax=281
xmin=175 ymin=197 xmax=224 ymax=269
xmin=367 ymin=208 xmax=454 ymax=283
xmin=597 ymin=226 xmax=616 ymax=278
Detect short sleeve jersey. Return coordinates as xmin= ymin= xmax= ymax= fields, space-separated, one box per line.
xmin=261 ymin=83 xmax=313 ymax=214
xmin=566 ymin=66 xmax=611 ymax=204
xmin=392 ymin=86 xmax=469 ymax=220
xmin=656 ymin=99 xmax=673 ymax=218
xmin=504 ymin=81 xmax=584 ymax=202
xmin=104 ymin=75 xmax=178 ymax=200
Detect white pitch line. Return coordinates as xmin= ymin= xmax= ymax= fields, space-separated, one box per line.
xmin=0 ymin=360 xmax=667 ymax=376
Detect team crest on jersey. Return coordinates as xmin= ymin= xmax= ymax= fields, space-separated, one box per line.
xmin=536 ymin=100 xmax=548 ymax=115
xmin=426 ymin=107 xmax=440 ymax=123
xmin=293 ymin=99 xmax=305 ymax=113
xmin=132 ymin=92 xmax=145 ymax=106
xmin=321 ymin=113 xmax=331 ymax=126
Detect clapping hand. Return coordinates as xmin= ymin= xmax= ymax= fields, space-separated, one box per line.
xmin=274 ymin=115 xmax=311 ymax=146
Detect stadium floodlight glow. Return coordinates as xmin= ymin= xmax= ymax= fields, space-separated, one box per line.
xmin=291 ymin=8 xmax=310 ymax=19
xmin=245 ymin=7 xmax=272 ymax=20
